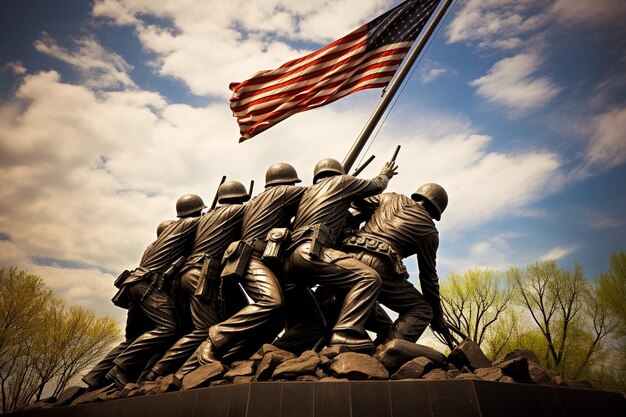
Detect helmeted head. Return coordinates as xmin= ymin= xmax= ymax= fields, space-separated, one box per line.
xmin=313 ymin=158 xmax=345 ymax=183
xmin=176 ymin=194 xmax=206 ymax=218
xmin=217 ymin=180 xmax=250 ymax=204
xmin=411 ymin=183 xmax=448 ymax=221
xmin=156 ymin=219 xmax=176 ymax=237
xmin=265 ymin=162 xmax=302 ymax=188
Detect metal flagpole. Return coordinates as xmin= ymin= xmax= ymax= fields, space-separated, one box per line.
xmin=342 ymin=0 xmax=455 ymax=172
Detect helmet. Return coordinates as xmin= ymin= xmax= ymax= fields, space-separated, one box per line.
xmin=411 ymin=183 xmax=448 ymax=221
xmin=156 ymin=219 xmax=175 ymax=237
xmin=176 ymin=194 xmax=206 ymax=217
xmin=217 ymin=180 xmax=250 ymax=203
xmin=265 ymin=162 xmax=302 ymax=187
xmin=313 ymin=158 xmax=345 ymax=183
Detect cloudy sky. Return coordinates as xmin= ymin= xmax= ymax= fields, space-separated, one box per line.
xmin=1 ymin=0 xmax=625 ymax=325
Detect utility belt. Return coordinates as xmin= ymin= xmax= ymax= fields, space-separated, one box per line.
xmin=111 ymin=257 xmax=186 ymax=309
xmin=342 ymin=232 xmax=409 ymax=279
xmin=221 ymin=228 xmax=292 ymax=279
xmin=290 ymin=223 xmax=334 ymax=259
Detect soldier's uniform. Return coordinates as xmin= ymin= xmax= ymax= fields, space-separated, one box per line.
xmin=82 ymin=215 xmax=199 ymax=388
xmin=147 ymin=203 xmax=247 ymax=378
xmin=343 ymin=192 xmax=441 ymax=342
xmin=275 ymin=159 xmax=392 ymax=352
xmin=205 ymin=183 xmax=306 ymax=360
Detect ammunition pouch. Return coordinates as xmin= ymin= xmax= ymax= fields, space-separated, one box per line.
xmin=122 ymin=267 xmax=153 ymax=286
xmin=111 ymin=268 xmax=143 ymax=309
xmin=114 ymin=270 xmax=131 ymax=288
xmin=221 ymin=241 xmax=253 ymax=280
xmin=309 ymin=224 xmax=332 ymax=259
xmin=163 ymin=256 xmax=186 ymax=281
xmin=262 ymin=228 xmax=291 ymax=265
xmin=111 ymin=286 xmax=130 ymax=309
xmin=343 ymin=232 xmax=408 ymax=279
xmin=194 ymin=256 xmax=221 ymax=297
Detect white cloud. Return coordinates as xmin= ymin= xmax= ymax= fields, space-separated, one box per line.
xmin=540 ymin=245 xmax=578 ymax=261
xmin=344 ymin=110 xmax=563 ymax=233
xmin=0 ymin=66 xmax=567 ymax=316
xmin=587 ymin=212 xmax=625 ymax=230
xmin=3 ymin=0 xmax=603 ymax=326
xmin=446 ymin=0 xmax=548 ymax=49
xmin=584 ymin=107 xmax=626 ymax=171
xmin=550 ymin=0 xmax=626 ymax=26
xmin=3 ymin=61 xmax=27 ymax=75
xmin=418 ymin=60 xmax=453 ymax=84
xmin=91 ymin=0 xmax=392 ymax=97
xmin=470 ymin=52 xmax=561 ymax=112
xmin=0 ymin=240 xmax=125 ymax=324
xmin=34 ymin=33 xmax=135 ymax=89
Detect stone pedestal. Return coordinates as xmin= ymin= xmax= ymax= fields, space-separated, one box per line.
xmin=9 ymin=380 xmax=626 ymax=417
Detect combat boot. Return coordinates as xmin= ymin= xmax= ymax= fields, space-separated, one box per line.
xmin=329 ymin=332 xmax=375 ymax=354
xmin=106 ymin=366 xmax=132 ymax=389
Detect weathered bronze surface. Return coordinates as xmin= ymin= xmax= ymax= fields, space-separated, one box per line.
xmin=84 ymin=158 xmax=424 ymax=388
xmin=190 ymin=164 xmax=306 ymax=372
xmin=275 ymin=158 xmax=397 ymax=353
xmin=83 ymin=196 xmax=204 ymax=389
xmin=343 ymin=186 xmax=447 ymax=342
xmin=145 ymin=191 xmax=250 ymax=380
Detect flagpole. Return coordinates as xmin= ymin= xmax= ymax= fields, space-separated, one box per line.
xmin=342 ymin=0 xmax=454 ymax=172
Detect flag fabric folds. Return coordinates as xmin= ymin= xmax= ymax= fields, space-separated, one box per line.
xmin=229 ymin=0 xmax=441 ymax=142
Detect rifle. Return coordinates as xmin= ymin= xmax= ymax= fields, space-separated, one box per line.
xmin=436 ymin=326 xmax=460 ymax=351
xmin=211 ymin=175 xmax=227 ymax=210
xmin=248 ymin=180 xmax=254 ymax=197
xmin=140 ymin=256 xmax=186 ymax=302
xmin=352 ymin=155 xmax=376 ymax=176
xmin=390 ymin=145 xmax=401 ymax=162
xmin=433 ymin=319 xmax=469 ymax=350
xmin=447 ymin=322 xmax=469 ymax=341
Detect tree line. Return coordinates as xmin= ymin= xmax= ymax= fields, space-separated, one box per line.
xmin=0 ymin=267 xmax=121 ymax=413
xmin=439 ymin=251 xmax=626 ymax=391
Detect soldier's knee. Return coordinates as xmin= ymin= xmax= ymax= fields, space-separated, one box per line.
xmin=362 ymin=269 xmax=382 ymax=289
xmin=258 ymin=292 xmax=283 ymax=311
xmin=156 ymin=320 xmax=178 ymax=336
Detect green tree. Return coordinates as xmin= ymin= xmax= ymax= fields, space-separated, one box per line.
xmin=596 ymin=251 xmax=626 ymax=390
xmin=439 ymin=268 xmax=513 ymax=357
xmin=0 ymin=267 xmax=121 ymax=412
xmin=509 ymin=260 xmax=616 ymax=380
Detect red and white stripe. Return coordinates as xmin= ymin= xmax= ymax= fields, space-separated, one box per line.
xmin=229 ymin=26 xmax=412 ymax=141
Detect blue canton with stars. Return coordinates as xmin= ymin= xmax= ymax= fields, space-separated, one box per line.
xmin=366 ymin=0 xmax=439 ymax=51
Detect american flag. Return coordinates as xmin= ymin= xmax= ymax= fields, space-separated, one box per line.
xmin=229 ymin=0 xmax=441 ymax=142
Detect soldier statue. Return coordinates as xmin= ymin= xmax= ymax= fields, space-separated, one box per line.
xmin=339 ymin=183 xmax=449 ymax=343
xmin=142 ymin=181 xmax=251 ymax=381
xmin=274 ymin=157 xmax=397 ymax=353
xmin=82 ymin=194 xmax=205 ymax=389
xmin=194 ymin=163 xmax=306 ymax=366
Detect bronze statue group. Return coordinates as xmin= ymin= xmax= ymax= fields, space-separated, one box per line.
xmin=82 ymin=157 xmax=449 ymax=390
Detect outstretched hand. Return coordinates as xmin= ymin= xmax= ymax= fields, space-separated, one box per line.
xmin=380 ymin=161 xmax=398 ymax=179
